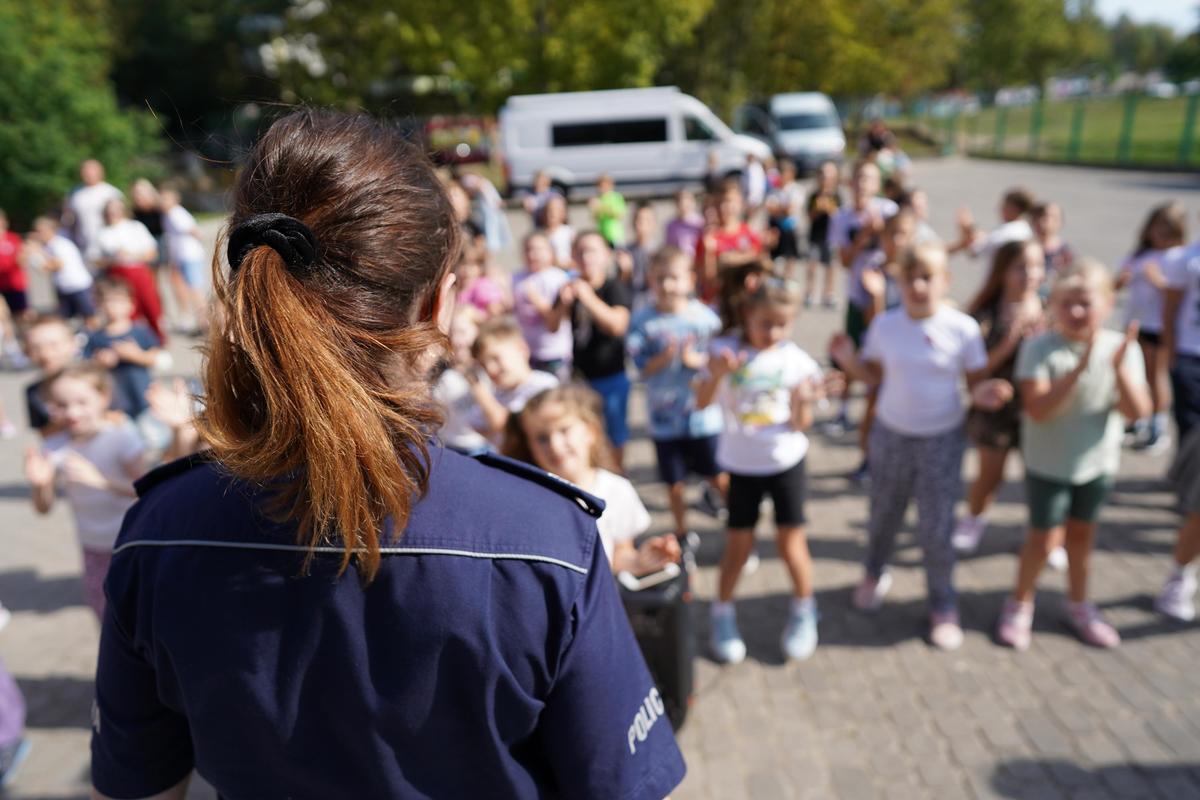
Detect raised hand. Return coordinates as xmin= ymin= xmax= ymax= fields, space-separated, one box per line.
xmin=971 ymin=379 xmax=1014 ymax=412
xmin=1112 ymin=321 xmax=1139 ymax=371
xmin=146 ymin=378 xmax=194 ymax=430
xmin=861 ymin=267 xmax=887 ymax=299
xmin=93 ymin=348 xmax=120 ymax=368
xmin=709 ymin=348 xmax=744 ymax=380
xmin=828 ymin=332 xmax=856 ymax=370
xmin=61 ymin=452 xmax=109 ymax=490
xmin=680 ymin=336 xmax=708 ymax=371
xmin=24 ymin=447 xmax=55 ymax=488
xmin=821 ymin=369 xmax=848 ymax=399
xmin=635 ymin=534 xmax=683 ymax=574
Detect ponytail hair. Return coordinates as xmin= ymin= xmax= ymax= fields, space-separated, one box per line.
xmin=197 ymin=110 xmax=461 ymax=582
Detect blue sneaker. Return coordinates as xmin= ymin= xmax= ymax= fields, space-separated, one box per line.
xmin=0 ymin=737 xmax=31 ymax=788
xmin=710 ymin=611 xmax=747 ymax=664
xmin=781 ymin=604 xmax=819 ymax=661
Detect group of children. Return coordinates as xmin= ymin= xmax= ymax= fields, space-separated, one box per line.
xmin=437 ymin=158 xmax=1200 ymax=669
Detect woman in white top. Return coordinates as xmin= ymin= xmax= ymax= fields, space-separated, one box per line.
xmin=92 ymin=198 xmax=165 ymax=342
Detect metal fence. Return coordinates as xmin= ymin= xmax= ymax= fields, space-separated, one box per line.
xmin=901 ymin=94 xmax=1200 ymax=169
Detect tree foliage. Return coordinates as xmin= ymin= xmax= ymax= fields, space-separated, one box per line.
xmin=0 ymin=0 xmax=163 ymax=226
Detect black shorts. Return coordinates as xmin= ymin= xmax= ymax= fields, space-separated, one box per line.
xmin=1 ymin=289 xmax=27 ymax=315
xmin=727 ymin=458 xmax=807 ymax=529
xmin=770 ymin=225 xmax=803 ymax=260
xmin=809 ymin=239 xmax=833 ymax=265
xmin=1137 ymin=329 xmax=1162 ymax=348
xmin=653 ymin=435 xmax=720 ymax=485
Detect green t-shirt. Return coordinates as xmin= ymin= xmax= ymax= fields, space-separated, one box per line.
xmin=594 ymin=190 xmax=627 ymax=246
xmin=1015 ymin=329 xmax=1145 ymax=484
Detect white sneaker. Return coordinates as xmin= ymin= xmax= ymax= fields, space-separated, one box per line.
xmin=951 ymin=515 xmax=986 ymax=554
xmin=1047 ymin=546 xmax=1068 ymax=572
xmin=1156 ymin=569 xmax=1197 ymax=622
xmin=742 ymin=551 xmax=761 ymax=576
xmin=852 ymin=571 xmax=893 ymax=612
xmin=710 ymin=611 xmax=747 ymax=664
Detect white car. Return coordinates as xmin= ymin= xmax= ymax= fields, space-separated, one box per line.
xmin=736 ymin=92 xmax=845 ymax=173
xmin=498 ymin=86 xmax=771 ymax=197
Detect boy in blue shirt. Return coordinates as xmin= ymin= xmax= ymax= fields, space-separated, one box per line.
xmin=85 ymin=279 xmax=161 ymax=422
xmin=627 ymin=246 xmax=725 ymax=535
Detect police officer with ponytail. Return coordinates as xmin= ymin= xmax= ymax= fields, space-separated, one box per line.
xmin=90 ymin=110 xmax=685 ymax=800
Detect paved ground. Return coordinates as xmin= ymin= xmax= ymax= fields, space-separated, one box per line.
xmin=1 ymin=157 xmax=1199 ymax=798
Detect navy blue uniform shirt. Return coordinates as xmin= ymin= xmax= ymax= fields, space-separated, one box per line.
xmin=92 ymin=446 xmax=685 ymax=799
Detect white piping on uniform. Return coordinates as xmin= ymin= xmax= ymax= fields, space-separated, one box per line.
xmin=109 ymin=539 xmax=590 ymax=575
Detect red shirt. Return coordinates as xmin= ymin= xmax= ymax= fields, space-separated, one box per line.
xmin=0 ymin=232 xmax=26 ymax=293
xmin=695 ymin=223 xmax=761 ymax=302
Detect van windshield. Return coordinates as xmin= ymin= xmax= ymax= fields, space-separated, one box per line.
xmin=777 ymin=112 xmax=837 ymax=131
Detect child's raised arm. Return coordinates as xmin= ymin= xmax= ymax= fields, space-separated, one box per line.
xmin=694 ymin=348 xmax=742 ymax=410
xmin=829 ymin=333 xmax=881 ymax=387
xmin=466 ymin=371 xmax=511 ymax=436
xmin=1112 ymin=322 xmax=1152 ymax=422
xmin=24 ymin=446 xmax=56 ymax=514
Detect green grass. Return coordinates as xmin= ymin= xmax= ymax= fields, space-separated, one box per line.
xmin=897 ymin=95 xmax=1199 ymax=168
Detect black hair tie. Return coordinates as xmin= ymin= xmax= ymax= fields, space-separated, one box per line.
xmin=227 ymin=213 xmax=318 ymax=274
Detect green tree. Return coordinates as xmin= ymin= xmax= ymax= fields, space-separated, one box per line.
xmin=0 ymin=1 xmax=163 ymax=227
xmin=963 ymin=0 xmax=1073 ymax=90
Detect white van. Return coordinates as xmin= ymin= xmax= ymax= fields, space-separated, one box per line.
xmin=736 ymin=92 xmax=845 ymax=173
xmin=499 ymin=86 xmax=771 ymax=197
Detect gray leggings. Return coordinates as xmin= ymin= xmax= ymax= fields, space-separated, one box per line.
xmin=865 ymin=420 xmax=965 ymax=614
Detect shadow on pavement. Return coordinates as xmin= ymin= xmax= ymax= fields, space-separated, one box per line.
xmin=0 ymin=483 xmax=33 ymax=501
xmin=0 ymin=568 xmax=83 ymax=614
xmin=18 ymin=674 xmax=94 ymax=729
xmin=992 ymin=759 xmax=1200 ymax=798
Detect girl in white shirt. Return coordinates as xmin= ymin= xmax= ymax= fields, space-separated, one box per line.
xmin=1115 ymin=202 xmax=1185 ymax=451
xmin=695 ymin=280 xmax=829 ymax=664
xmin=505 ymin=384 xmax=680 ymax=575
xmin=832 ymin=243 xmax=1011 ymax=651
xmin=23 ymin=364 xmax=145 ymax=620
xmin=92 ymin=198 xmax=166 ymax=343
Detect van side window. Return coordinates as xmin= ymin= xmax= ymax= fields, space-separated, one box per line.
xmin=552 ymin=118 xmax=668 ymax=147
xmin=684 ymin=116 xmax=715 ymax=142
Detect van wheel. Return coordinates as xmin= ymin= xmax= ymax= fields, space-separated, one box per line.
xmin=552 ymin=181 xmax=570 ymax=201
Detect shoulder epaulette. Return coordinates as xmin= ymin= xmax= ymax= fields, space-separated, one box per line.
xmin=470 ymin=451 xmax=605 ymax=518
xmin=134 ymin=450 xmax=216 ymax=498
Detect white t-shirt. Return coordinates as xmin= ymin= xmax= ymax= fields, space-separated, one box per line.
xmin=1122 ymin=248 xmax=1179 ymax=333
xmin=970 ymin=219 xmax=1033 ymax=261
xmin=433 ymin=368 xmax=489 ymax=452
xmin=585 ymin=469 xmax=651 ymax=565
xmin=1166 ymin=243 xmax=1200 ymax=357
xmin=861 ymin=305 xmax=988 ymax=436
xmin=92 ymin=219 xmax=158 ymax=267
xmin=163 ymin=205 xmax=207 ymax=265
xmin=709 ymin=337 xmax=823 ymax=475
xmin=67 ymin=182 xmax=123 ymax=257
xmin=46 ymin=234 xmax=94 ymax=293
xmin=546 ymin=225 xmax=575 ymax=268
xmin=43 ymin=421 xmax=143 ymax=551
xmin=513 ymin=267 xmax=573 ymax=362
xmin=467 ymin=370 xmax=559 ymax=442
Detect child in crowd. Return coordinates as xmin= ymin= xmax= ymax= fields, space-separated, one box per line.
xmin=1161 ymin=229 xmax=1200 ymax=619
xmin=805 ymin=161 xmax=842 ymax=309
xmin=664 ymin=189 xmax=705 ymax=259
xmin=561 ymin=231 xmax=633 ymax=466
xmin=522 ymin=170 xmax=559 ymax=229
xmin=1116 ymin=202 xmax=1184 ymax=452
xmin=695 ymin=280 xmax=828 ymax=663
xmin=513 ymin=231 xmax=573 ymax=378
xmin=0 ymin=210 xmax=28 ymax=322
xmin=84 ymin=279 xmax=161 ymax=425
xmin=91 ymin=198 xmax=165 ymax=344
xmin=831 ymin=243 xmax=1011 ymax=651
xmin=825 ymin=159 xmax=898 ymax=436
xmin=159 ymin=189 xmax=209 ymax=334
xmin=24 ymin=217 xmax=95 ymax=323
xmin=434 ymin=312 xmax=490 ymax=454
xmin=455 ymin=252 xmax=507 ymax=320
xmin=22 ymin=315 xmax=81 ymax=436
xmin=505 ymin=384 xmax=681 ymax=573
xmin=619 ymin=203 xmax=658 ymax=310
xmin=951 ymin=187 xmax=1035 ymax=263
xmin=954 ymin=240 xmax=1049 ymax=556
xmin=466 ymin=316 xmax=559 ymax=443
xmin=1031 ymin=201 xmax=1074 ymax=291
xmin=590 ymin=174 xmax=627 ymax=248
xmin=543 ymin=194 xmax=575 ymax=268
xmin=900 ymin=188 xmax=940 ymax=245
xmin=145 ymin=377 xmax=204 ymax=462
xmin=697 ymin=184 xmax=762 ymax=305
xmin=997 ymin=261 xmax=1150 ymax=650
xmin=24 ymin=364 xmax=145 ymax=619
xmin=766 ymin=159 xmax=805 ymax=281
xmin=627 ymin=247 xmax=725 ymax=536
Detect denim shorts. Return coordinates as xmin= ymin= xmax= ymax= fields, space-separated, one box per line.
xmin=585 ymin=371 xmax=631 ymax=448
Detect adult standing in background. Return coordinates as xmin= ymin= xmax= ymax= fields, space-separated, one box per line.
xmin=91 ymin=198 xmax=165 ymax=343
xmin=63 ymin=159 xmax=123 ymax=267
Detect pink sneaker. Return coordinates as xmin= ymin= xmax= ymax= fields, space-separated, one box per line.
xmin=929 ymin=610 xmax=963 ymax=651
xmin=1066 ymin=603 xmax=1120 ymax=648
xmin=996 ymin=598 xmax=1034 ymax=651
xmin=852 ymin=571 xmax=892 ymax=612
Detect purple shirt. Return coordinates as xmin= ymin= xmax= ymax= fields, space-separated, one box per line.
xmin=665 ymin=215 xmax=705 ymax=258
